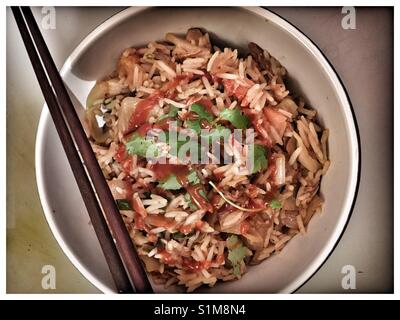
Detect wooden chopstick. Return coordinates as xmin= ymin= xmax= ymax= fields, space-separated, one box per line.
xmin=12 ymin=6 xmax=153 ymax=293
xmin=10 ymin=7 xmax=132 ymax=293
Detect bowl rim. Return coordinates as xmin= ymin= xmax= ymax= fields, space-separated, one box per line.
xmin=35 ymin=6 xmax=361 ymax=294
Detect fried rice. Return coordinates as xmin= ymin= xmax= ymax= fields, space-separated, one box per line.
xmin=85 ymin=28 xmax=330 ymax=292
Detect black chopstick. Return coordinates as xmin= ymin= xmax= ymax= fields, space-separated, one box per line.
xmin=12 ymin=6 xmax=153 ymax=293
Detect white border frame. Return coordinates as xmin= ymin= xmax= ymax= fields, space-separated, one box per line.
xmin=34 ymin=6 xmax=360 ymax=295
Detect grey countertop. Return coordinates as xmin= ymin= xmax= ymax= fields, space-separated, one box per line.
xmin=6 ymin=6 xmax=393 ymax=293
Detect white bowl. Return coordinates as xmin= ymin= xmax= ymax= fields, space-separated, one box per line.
xmin=35 ymin=7 xmax=360 ymax=293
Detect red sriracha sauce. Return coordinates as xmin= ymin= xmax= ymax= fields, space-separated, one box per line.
xmin=134 ymin=212 xmax=146 ymax=230
xmin=136 ymin=123 xmax=154 ymax=136
xmin=114 ymin=144 xmax=133 ymax=174
xmin=162 ymin=74 xmax=193 ymax=93
xmin=151 ymin=163 xmax=190 ymax=181
xmin=151 ymin=163 xmax=214 ymax=213
xmin=215 ymin=254 xmax=225 ymax=265
xmin=223 ymin=79 xmax=249 ymax=101
xmin=186 ymin=184 xmax=214 ymax=213
xmin=125 ymin=74 xmax=193 ymax=135
xmin=122 ymin=157 xmax=133 ymax=174
xmin=197 ymin=98 xmax=214 ymax=115
xmin=240 ymin=221 xmax=250 ymax=234
xmin=179 ymin=224 xmax=193 ymax=235
xmin=157 ymin=248 xmax=175 ymax=265
xmin=182 ymin=258 xmax=211 ymax=272
xmin=125 ymin=92 xmax=162 ymax=135
xmin=115 ymin=144 xmax=127 ymax=163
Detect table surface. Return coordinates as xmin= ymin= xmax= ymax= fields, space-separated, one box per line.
xmin=6 ymin=6 xmax=393 ymax=293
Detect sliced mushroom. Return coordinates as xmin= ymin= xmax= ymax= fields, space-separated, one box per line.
xmin=280 ymin=210 xmax=299 ymax=229
xmin=242 ymin=215 xmax=271 ymax=250
xmin=248 ymin=42 xmax=268 ymax=70
xmin=283 ymin=196 xmax=297 ymax=211
xmin=242 ymin=231 xmax=264 ymax=250
xmin=303 ymin=195 xmax=322 ymax=225
xmin=186 ymin=28 xmax=204 ymax=43
xmin=186 ymin=28 xmax=211 ymax=49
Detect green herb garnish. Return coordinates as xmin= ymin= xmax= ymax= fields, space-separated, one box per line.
xmin=186 ymin=119 xmax=202 ymax=134
xmin=185 ymin=104 xmax=214 ymax=134
xmin=184 ymin=193 xmax=198 ymax=211
xmin=198 ymin=189 xmax=208 ymax=201
xmin=269 ymin=199 xmax=282 ymax=209
xmin=200 ymin=125 xmax=231 ymax=143
xmin=158 ymin=105 xmax=179 ymax=121
xmin=249 ymin=144 xmax=268 ymax=174
xmin=220 ymin=108 xmax=249 ymax=129
xmin=158 ymin=175 xmax=182 ymax=190
xmin=226 ymin=235 xmax=251 ymax=276
xmin=187 ymin=170 xmax=200 ymax=185
xmin=159 ymin=131 xmax=191 ymax=156
xmin=158 ymin=170 xmax=199 ymax=191
xmin=190 ymin=103 xmax=214 ymax=122
xmin=125 ymin=134 xmax=159 ymax=158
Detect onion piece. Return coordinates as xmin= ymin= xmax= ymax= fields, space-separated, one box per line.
xmin=274 ymin=154 xmax=286 ymax=186
xmin=86 ymin=107 xmax=110 ymax=144
xmin=208 ymin=181 xmax=264 ymax=213
xmin=117 ymin=97 xmax=140 ymax=134
xmin=86 ymin=81 xmax=108 ymax=110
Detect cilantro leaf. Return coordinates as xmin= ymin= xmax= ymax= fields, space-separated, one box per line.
xmin=198 ymin=189 xmax=208 ymax=201
xmin=232 ymin=264 xmax=242 ymax=276
xmin=190 ymin=103 xmax=214 ymax=122
xmin=158 ymin=105 xmax=179 ymax=121
xmin=228 ymin=246 xmax=248 ymax=265
xmin=249 ymin=144 xmax=268 ymax=174
xmin=200 ymin=125 xmax=231 ymax=144
xmin=159 ymin=170 xmax=199 ymax=191
xmin=185 ymin=104 xmax=214 ymax=134
xmin=226 ymin=235 xmax=251 ymax=276
xmin=186 ymin=119 xmax=202 ymax=134
xmin=184 ymin=193 xmax=198 ymax=211
xmin=158 ymin=131 xmax=202 ymax=162
xmin=187 ymin=170 xmax=200 ymax=184
xmin=177 ymin=140 xmax=203 ymax=162
xmin=125 ymin=134 xmax=159 ymax=158
xmin=226 ymin=234 xmax=239 ymax=249
xmin=220 ymin=108 xmax=249 ymax=129
xmin=270 ymin=199 xmax=282 ymax=209
xmin=158 ymin=175 xmax=182 ymax=190
xmin=159 ymin=131 xmax=191 ymax=157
